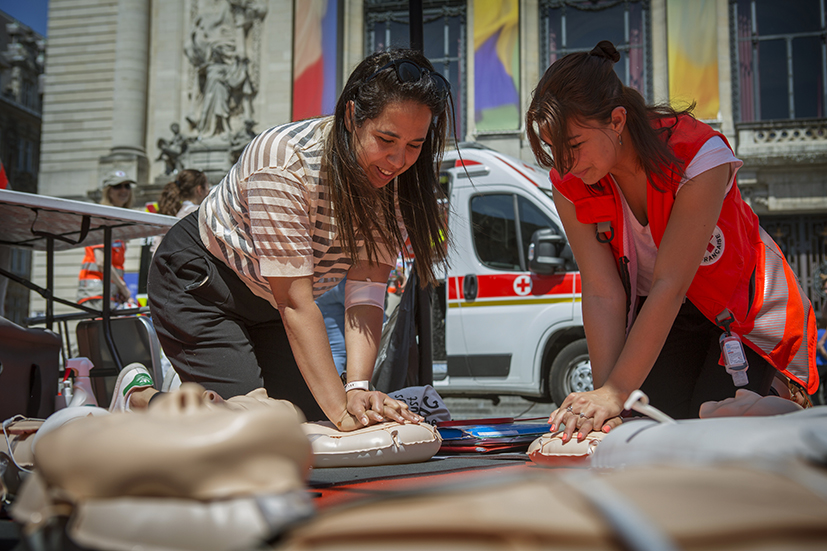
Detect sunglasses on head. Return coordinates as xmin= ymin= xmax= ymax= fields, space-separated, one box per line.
xmin=363 ymin=59 xmax=451 ymax=100
xmin=111 ymin=183 xmax=131 ymax=190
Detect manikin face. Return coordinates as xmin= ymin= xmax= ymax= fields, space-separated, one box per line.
xmin=347 ymin=99 xmax=433 ymax=189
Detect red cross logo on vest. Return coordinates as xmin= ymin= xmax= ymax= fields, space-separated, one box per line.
xmin=701 ymin=226 xmax=725 ymax=266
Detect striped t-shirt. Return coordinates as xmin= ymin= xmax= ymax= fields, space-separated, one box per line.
xmin=199 ymin=117 xmax=397 ymax=308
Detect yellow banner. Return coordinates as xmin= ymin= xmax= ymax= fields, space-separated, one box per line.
xmin=667 ymin=0 xmax=719 ymax=120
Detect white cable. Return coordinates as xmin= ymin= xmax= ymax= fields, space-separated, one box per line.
xmin=623 ymin=390 xmax=676 ymax=424
xmin=2 ymin=415 xmax=40 ymax=473
xmin=560 ymin=471 xmax=681 ymax=551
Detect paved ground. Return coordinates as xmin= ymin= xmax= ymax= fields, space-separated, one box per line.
xmin=442 ymin=395 xmax=558 ymax=421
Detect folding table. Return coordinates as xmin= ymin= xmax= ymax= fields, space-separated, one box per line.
xmin=0 ymin=188 xmax=176 ymax=371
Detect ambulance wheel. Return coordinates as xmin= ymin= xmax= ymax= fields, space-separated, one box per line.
xmin=549 ymin=339 xmax=593 ymax=406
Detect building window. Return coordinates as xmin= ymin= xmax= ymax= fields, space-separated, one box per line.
xmin=540 ymin=0 xmax=651 ymax=102
xmin=732 ymin=0 xmax=827 ymax=122
xmin=23 ymin=79 xmax=37 ymax=111
xmin=364 ymin=0 xmax=466 ymax=137
xmin=18 ymin=138 xmax=33 ymax=173
xmin=17 ymin=139 xmax=25 ymax=173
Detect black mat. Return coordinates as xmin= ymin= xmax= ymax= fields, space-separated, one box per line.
xmin=307 ymin=452 xmax=532 ymax=488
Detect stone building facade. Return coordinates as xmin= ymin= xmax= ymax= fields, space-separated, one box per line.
xmin=31 ymin=0 xmax=827 ymax=325
xmin=0 ymin=10 xmax=44 ymax=324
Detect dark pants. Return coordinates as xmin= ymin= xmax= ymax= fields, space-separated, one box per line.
xmin=638 ymin=297 xmax=776 ymax=419
xmin=147 ymin=212 xmax=325 ymax=421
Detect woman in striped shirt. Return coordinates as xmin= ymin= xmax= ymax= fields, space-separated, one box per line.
xmin=141 ymin=49 xmax=451 ymax=431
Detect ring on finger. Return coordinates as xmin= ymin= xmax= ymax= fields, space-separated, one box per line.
xmin=566 ymin=406 xmax=573 ymax=412
xmin=579 ymin=412 xmax=587 ymax=419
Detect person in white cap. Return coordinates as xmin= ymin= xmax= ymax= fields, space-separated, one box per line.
xmin=76 ymin=169 xmax=136 ymax=310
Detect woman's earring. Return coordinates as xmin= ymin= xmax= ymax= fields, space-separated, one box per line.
xmin=618 ymin=134 xmax=623 ymax=146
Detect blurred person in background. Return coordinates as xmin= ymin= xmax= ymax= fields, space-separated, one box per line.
xmin=157 ymin=169 xmax=211 ymax=218
xmin=76 ymin=170 xmax=135 ymax=310
xmin=152 ymin=169 xmax=211 ymax=254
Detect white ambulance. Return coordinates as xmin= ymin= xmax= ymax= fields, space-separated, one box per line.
xmin=431 ymin=142 xmax=592 ymax=405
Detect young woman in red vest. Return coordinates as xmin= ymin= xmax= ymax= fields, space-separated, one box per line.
xmin=526 ymin=41 xmax=818 ymax=442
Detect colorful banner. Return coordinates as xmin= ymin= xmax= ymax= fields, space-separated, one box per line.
xmin=474 ymin=0 xmax=520 ymax=132
xmin=667 ymin=0 xmax=719 ymax=120
xmin=293 ymin=0 xmax=339 ymax=121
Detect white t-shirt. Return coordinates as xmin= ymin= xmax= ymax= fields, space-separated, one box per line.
xmin=622 ymin=137 xmax=743 ymax=295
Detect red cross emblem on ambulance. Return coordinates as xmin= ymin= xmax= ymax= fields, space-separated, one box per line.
xmin=513 ymin=275 xmax=532 ymax=296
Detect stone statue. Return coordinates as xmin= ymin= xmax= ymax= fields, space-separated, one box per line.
xmin=2 ymin=22 xmax=45 ymax=111
xmin=156 ymin=123 xmax=189 ymax=174
xmin=184 ymin=0 xmax=266 ymax=138
xmin=230 ymin=119 xmax=257 ymax=161
xmin=229 ymin=0 xmax=268 ymax=61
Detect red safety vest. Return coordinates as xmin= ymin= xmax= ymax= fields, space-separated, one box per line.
xmin=553 ymin=115 xmax=818 ymax=393
xmin=77 ymin=241 xmax=126 ymax=305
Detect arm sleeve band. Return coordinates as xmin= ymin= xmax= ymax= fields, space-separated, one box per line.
xmin=344 ymin=279 xmax=387 ymax=311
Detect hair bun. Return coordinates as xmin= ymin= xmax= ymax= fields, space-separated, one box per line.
xmin=589 ymin=40 xmax=620 ymax=63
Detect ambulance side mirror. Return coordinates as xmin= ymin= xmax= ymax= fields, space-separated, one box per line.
xmin=528 ymin=229 xmax=567 ymax=275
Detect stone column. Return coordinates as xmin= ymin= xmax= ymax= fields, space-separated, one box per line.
xmin=99 ymin=0 xmax=151 ymax=195
xmin=650 ymin=0 xmax=669 ymax=105
xmin=342 ymin=0 xmax=364 ymax=83
xmin=520 ymin=0 xmax=540 ymax=161
xmin=716 ymin=0 xmax=736 ymax=145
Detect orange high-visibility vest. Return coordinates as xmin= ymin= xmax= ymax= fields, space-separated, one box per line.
xmin=77 ymin=241 xmax=126 ymax=305
xmin=553 ymin=115 xmax=818 ymax=393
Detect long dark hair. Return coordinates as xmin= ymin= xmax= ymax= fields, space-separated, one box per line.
xmin=325 ymin=49 xmax=450 ymax=287
xmin=158 ymin=169 xmax=208 ymax=216
xmin=526 ymin=40 xmax=694 ymax=191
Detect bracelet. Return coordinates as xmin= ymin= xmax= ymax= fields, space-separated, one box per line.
xmin=344 ymin=380 xmax=370 ymax=392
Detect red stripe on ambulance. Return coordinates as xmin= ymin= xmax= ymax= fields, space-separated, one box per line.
xmin=448 ymin=272 xmax=580 ymax=300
